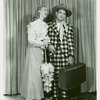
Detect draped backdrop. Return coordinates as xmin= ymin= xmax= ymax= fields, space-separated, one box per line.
xmin=4 ymin=0 xmax=96 ymax=94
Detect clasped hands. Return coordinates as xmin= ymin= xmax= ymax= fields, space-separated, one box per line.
xmin=40 ymin=36 xmax=50 ymax=49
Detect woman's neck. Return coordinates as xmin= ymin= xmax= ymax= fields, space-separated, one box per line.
xmin=39 ymin=16 xmax=44 ymax=21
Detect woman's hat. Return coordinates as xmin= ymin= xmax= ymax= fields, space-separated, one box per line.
xmin=52 ymin=4 xmax=72 ymax=17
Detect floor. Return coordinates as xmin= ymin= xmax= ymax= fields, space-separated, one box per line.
xmin=1 ymin=94 xmax=24 ymax=100
xmin=70 ymin=93 xmax=96 ymax=100
xmin=1 ymin=93 xmax=96 ymax=100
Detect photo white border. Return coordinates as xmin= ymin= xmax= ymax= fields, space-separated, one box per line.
xmin=0 ymin=0 xmax=99 ymax=99
xmin=97 ymin=0 xmax=100 ymax=100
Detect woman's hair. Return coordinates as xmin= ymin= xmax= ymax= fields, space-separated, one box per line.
xmin=32 ymin=5 xmax=46 ymax=21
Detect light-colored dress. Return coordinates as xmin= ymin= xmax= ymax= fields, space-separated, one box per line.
xmin=20 ymin=19 xmax=48 ymax=100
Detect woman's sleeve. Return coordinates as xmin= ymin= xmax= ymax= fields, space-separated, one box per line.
xmin=27 ymin=23 xmax=44 ymax=47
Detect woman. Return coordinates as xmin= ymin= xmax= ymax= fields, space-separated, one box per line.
xmin=20 ymin=6 xmax=49 ymax=100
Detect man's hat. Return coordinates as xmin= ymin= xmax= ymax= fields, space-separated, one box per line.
xmin=52 ymin=4 xmax=72 ymax=17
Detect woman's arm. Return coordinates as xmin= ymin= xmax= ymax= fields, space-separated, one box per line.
xmin=27 ymin=23 xmax=44 ymax=47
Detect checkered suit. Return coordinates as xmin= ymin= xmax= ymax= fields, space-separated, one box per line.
xmin=48 ymin=21 xmax=74 ymax=67
xmin=47 ymin=21 xmax=74 ymax=99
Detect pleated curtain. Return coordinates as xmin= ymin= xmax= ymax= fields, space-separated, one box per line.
xmin=4 ymin=0 xmax=96 ymax=94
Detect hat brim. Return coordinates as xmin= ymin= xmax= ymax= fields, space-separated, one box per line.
xmin=52 ymin=5 xmax=72 ymax=17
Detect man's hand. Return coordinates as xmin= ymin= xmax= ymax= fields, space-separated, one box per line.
xmin=68 ymin=56 xmax=74 ymax=65
xmin=48 ymin=45 xmax=56 ymax=54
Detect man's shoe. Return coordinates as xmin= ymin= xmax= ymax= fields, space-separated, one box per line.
xmin=53 ymin=97 xmax=58 ymax=100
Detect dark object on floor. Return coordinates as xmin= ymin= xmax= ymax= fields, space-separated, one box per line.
xmin=58 ymin=63 xmax=86 ymax=90
xmin=70 ymin=92 xmax=96 ymax=100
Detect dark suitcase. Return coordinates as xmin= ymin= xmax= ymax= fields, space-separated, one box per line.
xmin=58 ymin=63 xmax=86 ymax=90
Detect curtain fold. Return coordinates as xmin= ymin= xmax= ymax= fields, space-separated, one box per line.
xmin=78 ymin=0 xmax=96 ymax=92
xmin=4 ymin=0 xmax=96 ymax=94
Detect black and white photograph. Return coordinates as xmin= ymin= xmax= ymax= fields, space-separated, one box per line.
xmin=0 ymin=0 xmax=98 ymax=100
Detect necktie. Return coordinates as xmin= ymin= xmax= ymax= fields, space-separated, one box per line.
xmin=59 ymin=23 xmax=64 ymax=42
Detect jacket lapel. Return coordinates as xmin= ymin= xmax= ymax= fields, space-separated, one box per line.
xmin=52 ymin=21 xmax=59 ymax=36
xmin=63 ymin=24 xmax=69 ymax=39
xmin=51 ymin=21 xmax=69 ymax=40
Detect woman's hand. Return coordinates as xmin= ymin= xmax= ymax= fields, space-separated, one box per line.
xmin=41 ymin=45 xmax=45 ymax=50
xmin=43 ymin=39 xmax=50 ymax=47
xmin=42 ymin=36 xmax=50 ymax=47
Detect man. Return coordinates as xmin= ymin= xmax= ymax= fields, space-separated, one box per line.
xmin=47 ymin=4 xmax=74 ymax=100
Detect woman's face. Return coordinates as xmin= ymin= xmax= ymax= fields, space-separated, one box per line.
xmin=39 ymin=7 xmax=48 ymax=18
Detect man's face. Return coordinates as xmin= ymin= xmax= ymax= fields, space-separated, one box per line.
xmin=56 ymin=9 xmax=66 ymax=21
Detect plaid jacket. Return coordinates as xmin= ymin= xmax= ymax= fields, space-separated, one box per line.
xmin=47 ymin=21 xmax=74 ymax=67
